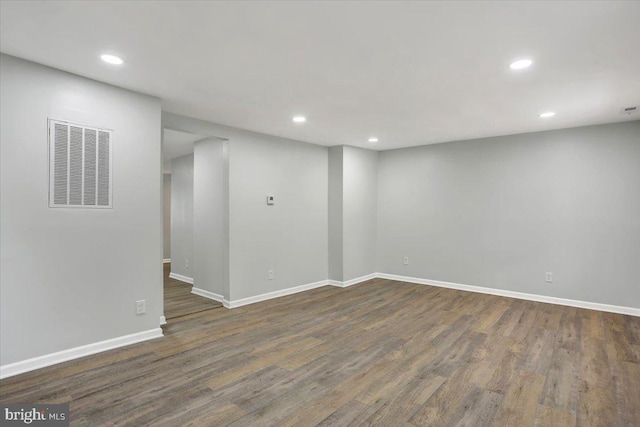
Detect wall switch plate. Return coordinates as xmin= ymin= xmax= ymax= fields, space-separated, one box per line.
xmin=136 ymin=300 xmax=146 ymax=315
xmin=545 ymin=272 xmax=553 ymax=283
xmin=267 ymin=195 xmax=275 ymax=205
xmin=268 ymin=270 xmax=274 ymax=280
xmin=403 ymin=257 xmax=409 ymax=265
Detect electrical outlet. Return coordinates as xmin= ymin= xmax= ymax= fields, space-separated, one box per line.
xmin=403 ymin=256 xmax=409 ymax=265
xmin=136 ymin=300 xmax=146 ymax=315
xmin=545 ymin=272 xmax=553 ymax=283
xmin=185 ymin=259 xmax=189 ymax=269
xmin=268 ymin=269 xmax=274 ymax=280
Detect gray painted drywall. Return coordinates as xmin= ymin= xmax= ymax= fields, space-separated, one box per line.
xmin=162 ymin=112 xmax=328 ymax=302
xmin=0 ymin=54 xmax=162 ymax=365
xmin=343 ymin=146 xmax=378 ymax=281
xmin=228 ymin=136 xmax=328 ymax=300
xmin=163 ymin=174 xmax=171 ymax=260
xmin=377 ymin=121 xmax=640 ymax=308
xmin=328 ymin=146 xmax=378 ymax=282
xmin=193 ymin=138 xmax=229 ymax=298
xmin=328 ymin=146 xmax=344 ymax=281
xmin=170 ymin=154 xmax=194 ymax=279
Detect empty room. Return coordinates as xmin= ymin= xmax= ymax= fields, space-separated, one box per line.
xmin=0 ymin=1 xmax=639 ymax=426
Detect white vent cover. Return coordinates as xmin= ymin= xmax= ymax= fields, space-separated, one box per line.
xmin=48 ymin=119 xmax=113 ymax=208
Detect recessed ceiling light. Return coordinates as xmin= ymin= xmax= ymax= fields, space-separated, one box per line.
xmin=292 ymin=116 xmax=306 ymax=123
xmin=539 ymin=111 xmax=556 ymax=118
xmin=100 ymin=54 xmax=124 ymax=65
xmin=368 ymin=137 xmax=378 ymax=143
xmin=509 ymin=59 xmax=533 ymax=70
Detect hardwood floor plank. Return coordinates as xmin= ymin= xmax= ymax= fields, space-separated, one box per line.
xmin=582 ymin=309 xmax=605 ymax=339
xmin=518 ymin=327 xmax=558 ymax=375
xmin=206 ymin=336 xmax=324 ymax=389
xmin=181 ymin=403 xmax=246 ymax=427
xmin=227 ymin=381 xmax=328 ymax=426
xmin=624 ymin=316 xmax=640 ymax=344
xmin=445 ymin=387 xmax=503 ymax=427
xmin=535 ymin=404 xmax=576 ymax=427
xmin=409 ymin=363 xmax=478 ymax=426
xmin=484 ymin=344 xmax=525 ymax=394
xmin=471 ymin=300 xmax=509 ymax=334
xmin=577 ymin=384 xmax=618 ymax=427
xmin=358 ymin=371 xmax=446 ymax=426
xmin=491 ymin=370 xmax=545 ymax=426
xmin=611 ymin=360 xmax=640 ymax=426
xmin=579 ymin=337 xmax=613 ymax=388
xmin=315 ymin=400 xmax=378 ymax=427
xmin=539 ymin=347 xmax=580 ymax=411
xmin=559 ymin=307 xmax=583 ymax=351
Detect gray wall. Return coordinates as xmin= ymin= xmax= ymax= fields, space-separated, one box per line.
xmin=377 ymin=121 xmax=640 ymax=308
xmin=328 ymin=146 xmax=379 ymax=282
xmin=343 ymin=146 xmax=378 ymax=281
xmin=0 ymin=54 xmax=162 ymax=365
xmin=170 ymin=154 xmax=194 ymax=279
xmin=194 ymin=138 xmax=229 ymax=298
xmin=328 ymin=146 xmax=344 ymax=281
xmin=162 ymin=112 xmax=328 ymax=302
xmin=228 ymin=136 xmax=328 ymax=300
xmin=163 ymin=174 xmax=171 ymax=260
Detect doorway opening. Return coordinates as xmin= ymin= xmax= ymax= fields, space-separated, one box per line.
xmin=163 ymin=262 xmax=221 ymax=319
xmin=162 ymin=128 xmax=222 ymax=321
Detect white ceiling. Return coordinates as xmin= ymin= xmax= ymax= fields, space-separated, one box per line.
xmin=1 ymin=1 xmax=639 ymax=150
xmin=162 ymin=128 xmax=204 ymax=173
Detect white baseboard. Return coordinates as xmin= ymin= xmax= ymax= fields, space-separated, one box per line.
xmin=376 ymin=273 xmax=640 ymax=317
xmin=163 ymin=258 xmax=171 ymax=264
xmin=193 ymin=271 xmax=638 ymax=318
xmin=191 ymin=287 xmax=224 ymax=303
xmin=169 ymin=272 xmax=193 ymax=284
xmin=223 ymin=273 xmax=377 ymax=309
xmin=328 ymin=273 xmax=378 ymax=288
xmin=0 ymin=328 xmax=163 ymax=380
xmin=160 ymin=316 xmax=167 ymax=326
xmin=224 ymin=279 xmax=329 ymax=309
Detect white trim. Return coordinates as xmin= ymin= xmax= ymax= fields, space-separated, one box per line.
xmin=205 ymin=271 xmax=639 ymax=317
xmin=224 ymin=279 xmax=329 ymax=309
xmin=160 ymin=316 xmax=167 ymax=325
xmin=328 ymin=273 xmax=378 ymax=288
xmin=163 ymin=259 xmax=171 ymax=264
xmin=169 ymin=272 xmax=193 ymax=284
xmin=376 ymin=273 xmax=640 ymax=317
xmin=0 ymin=328 xmax=163 ymax=380
xmin=191 ymin=287 xmax=224 ymax=303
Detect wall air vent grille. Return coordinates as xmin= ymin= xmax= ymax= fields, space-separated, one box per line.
xmin=48 ymin=119 xmax=113 ymax=208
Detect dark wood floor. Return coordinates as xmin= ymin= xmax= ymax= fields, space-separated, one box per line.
xmin=1 ymin=278 xmax=638 ymax=426
xmin=164 ymin=263 xmax=221 ymax=320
